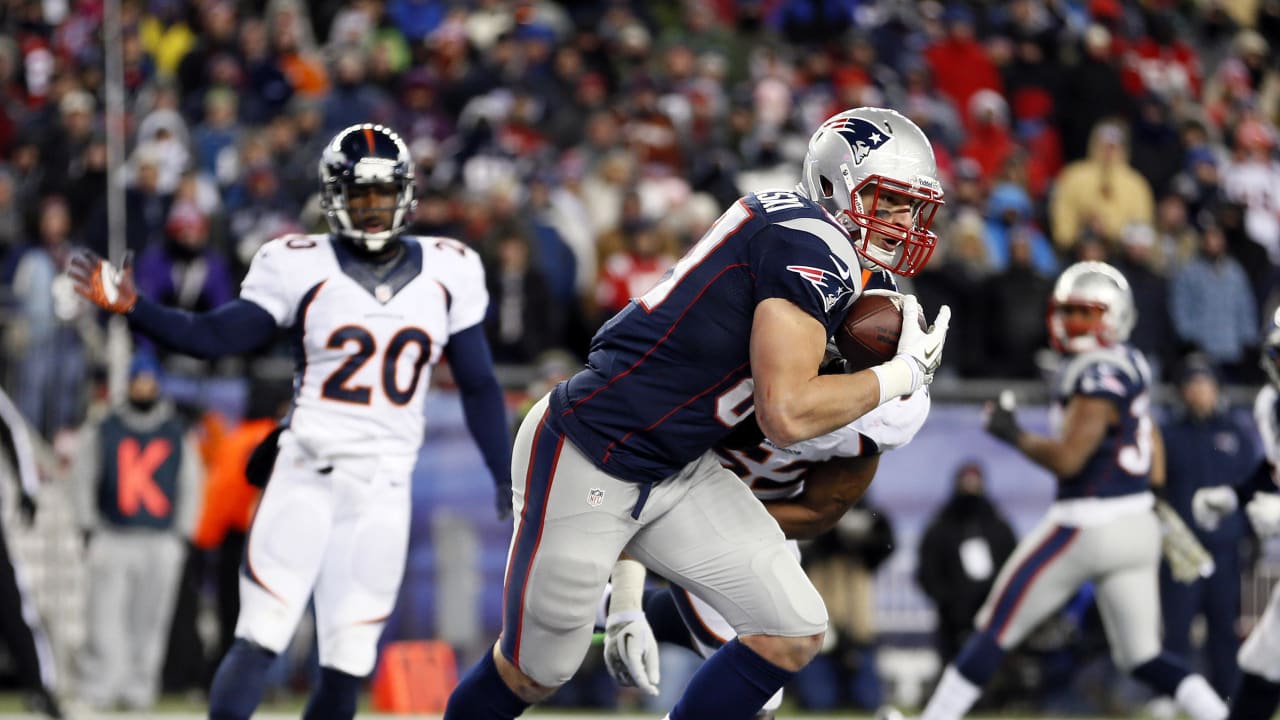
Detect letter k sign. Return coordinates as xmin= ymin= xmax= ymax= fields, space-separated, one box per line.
xmin=116 ymin=437 xmax=172 ymax=518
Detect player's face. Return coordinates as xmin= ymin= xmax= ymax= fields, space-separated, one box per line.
xmin=858 ymin=187 xmax=918 ymax=253
xmin=346 ymin=183 xmax=399 ymax=235
xmin=1057 ymin=303 xmax=1105 ymax=339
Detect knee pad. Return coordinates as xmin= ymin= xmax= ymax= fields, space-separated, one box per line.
xmin=747 ymin=544 xmax=828 ymax=636
xmin=317 ymin=623 xmax=383 ymax=677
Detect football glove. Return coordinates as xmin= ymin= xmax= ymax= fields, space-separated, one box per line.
xmin=1246 ymin=493 xmax=1280 ymax=538
xmin=1155 ymin=500 xmax=1215 ymax=583
xmin=1191 ymin=486 xmax=1238 ymax=531
xmin=984 ymin=390 xmax=1022 ymax=445
xmin=603 ymin=610 xmax=660 ymax=696
xmin=67 ymin=249 xmax=137 ymax=314
xmin=873 ymin=295 xmax=950 ymax=402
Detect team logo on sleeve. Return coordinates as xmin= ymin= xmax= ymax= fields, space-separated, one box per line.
xmin=825 ymin=117 xmax=891 ymax=166
xmin=786 ymin=262 xmax=855 ymax=313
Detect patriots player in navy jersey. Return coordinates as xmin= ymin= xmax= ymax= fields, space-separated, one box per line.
xmin=905 ymin=262 xmax=1226 ymax=720
xmin=444 ymin=107 xmax=951 ymax=720
xmin=1192 ymin=309 xmax=1280 ymax=720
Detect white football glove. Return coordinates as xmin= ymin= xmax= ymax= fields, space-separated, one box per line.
xmin=1246 ymin=493 xmax=1280 ymax=538
xmin=603 ymin=610 xmax=660 ymax=696
xmin=872 ymin=295 xmax=951 ymax=404
xmin=1192 ymin=486 xmax=1238 ymax=531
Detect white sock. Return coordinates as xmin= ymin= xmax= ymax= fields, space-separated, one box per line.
xmin=920 ymin=666 xmax=981 ymax=720
xmin=1175 ymin=674 xmax=1228 ymax=720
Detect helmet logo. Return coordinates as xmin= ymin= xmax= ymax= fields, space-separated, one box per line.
xmin=829 ymin=117 xmax=892 ymax=166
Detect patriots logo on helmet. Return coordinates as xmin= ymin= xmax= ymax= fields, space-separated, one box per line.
xmin=786 ymin=262 xmax=855 ymax=313
xmin=825 ymin=117 xmax=892 ymax=166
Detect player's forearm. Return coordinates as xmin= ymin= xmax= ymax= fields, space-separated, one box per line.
xmin=755 ymin=370 xmax=881 ymax=448
xmin=1015 ymin=432 xmax=1090 ymax=479
xmin=446 ymin=325 xmax=513 ymax=490
xmin=128 ymin=296 xmax=277 ymax=358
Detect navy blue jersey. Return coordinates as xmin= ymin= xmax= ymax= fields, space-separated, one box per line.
xmin=549 ymin=190 xmax=863 ymax=483
xmin=1051 ymin=345 xmax=1154 ymax=499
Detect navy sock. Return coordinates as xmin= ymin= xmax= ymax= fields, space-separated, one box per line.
xmin=301 ymin=666 xmax=363 ymax=720
xmin=670 ymin=638 xmax=795 ymax=720
xmin=1229 ymin=672 xmax=1280 ymax=720
xmin=645 ymin=588 xmax=696 ymax=653
xmin=443 ymin=647 xmax=530 ymax=720
xmin=953 ymin=630 xmax=1005 ymax=687
xmin=208 ymin=639 xmax=277 ymax=720
xmin=1131 ymin=652 xmax=1191 ymax=696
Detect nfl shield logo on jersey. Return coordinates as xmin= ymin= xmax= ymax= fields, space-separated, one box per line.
xmin=587 ymin=488 xmax=605 ymax=508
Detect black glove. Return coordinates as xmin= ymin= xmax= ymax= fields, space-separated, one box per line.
xmin=495 ymin=482 xmax=513 ymax=521
xmin=18 ymin=494 xmax=36 ymax=527
xmin=984 ymin=390 xmax=1022 ymax=445
xmin=245 ymin=425 xmax=285 ymax=488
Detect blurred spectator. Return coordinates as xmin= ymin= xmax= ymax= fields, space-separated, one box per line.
xmin=124 ymin=145 xmax=174 ymax=257
xmin=1170 ymin=220 xmax=1259 ymax=378
xmin=917 ymin=460 xmax=1018 ymax=664
xmin=190 ymin=87 xmax=241 ymax=181
xmin=959 ymin=90 xmax=1015 ymax=185
xmin=595 ymin=218 xmax=675 ymax=320
xmin=1220 ymin=117 xmax=1280 ymax=265
xmin=8 ymin=196 xmax=90 ymax=438
xmin=1121 ymin=11 xmax=1201 ymax=103
xmin=175 ymin=1 xmax=242 ymax=121
xmin=924 ymin=5 xmax=1002 ymax=133
xmin=1050 ymin=121 xmax=1154 ymax=253
xmin=1159 ymin=357 xmax=1255 ymax=696
xmin=483 ymin=229 xmax=556 ymax=365
xmin=915 ymin=209 xmax=992 ymax=378
xmin=1113 ymin=223 xmax=1175 ymax=382
xmin=1055 ymin=24 xmax=1132 ymax=163
xmin=139 ymin=0 xmax=196 ymax=80
xmin=1153 ymin=193 xmax=1201 ymax=271
xmin=1127 ymin=96 xmax=1185 ymax=199
xmin=982 ymin=229 xmax=1054 ymax=378
xmin=135 ymin=203 xmax=234 ymax=319
xmin=72 ymin=354 xmax=203 ymax=711
xmin=38 ymin=88 xmax=96 ymax=199
xmin=320 ymin=48 xmax=394 ymax=135
xmin=983 ymin=181 xmax=1057 ymax=276
xmin=794 ymin=498 xmax=895 ymax=711
xmin=237 ymin=17 xmax=293 ymax=124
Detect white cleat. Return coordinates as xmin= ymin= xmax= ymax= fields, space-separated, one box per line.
xmin=874 ymin=706 xmax=907 ymax=720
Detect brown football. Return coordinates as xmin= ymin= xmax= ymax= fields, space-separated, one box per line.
xmin=835 ymin=291 xmax=926 ymax=370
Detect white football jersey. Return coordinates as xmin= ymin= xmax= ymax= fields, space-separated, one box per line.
xmin=241 ymin=233 xmax=487 ymax=459
xmin=715 ymin=388 xmax=931 ymax=500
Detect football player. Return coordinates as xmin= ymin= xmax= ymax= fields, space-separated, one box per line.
xmin=907 ymin=262 xmax=1226 ymax=720
xmin=1191 ymin=308 xmax=1280 ymax=720
xmin=601 ymin=353 xmax=930 ymax=718
xmin=444 ymin=107 xmax=950 ymax=720
xmin=68 ymin=123 xmax=512 ymax=720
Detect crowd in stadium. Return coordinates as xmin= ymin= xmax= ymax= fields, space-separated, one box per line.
xmin=0 ymin=0 xmax=1278 ymax=717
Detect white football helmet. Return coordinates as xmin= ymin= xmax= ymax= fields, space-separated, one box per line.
xmin=1047 ymin=261 xmax=1137 ymax=353
xmin=799 ymin=107 xmax=944 ymax=277
xmin=319 ymin=123 xmax=417 ymax=253
xmin=1261 ymin=307 xmax=1280 ymax=388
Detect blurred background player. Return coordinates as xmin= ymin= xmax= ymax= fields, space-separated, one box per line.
xmin=67 ymin=123 xmax=512 ymax=720
xmin=910 ymin=262 xmax=1226 ymax=720
xmin=0 ymin=384 xmax=61 ymax=718
xmin=71 ymin=351 xmax=201 ymax=711
xmin=444 ymin=107 xmax=950 ymax=720
xmin=1192 ymin=308 xmax=1280 ymax=720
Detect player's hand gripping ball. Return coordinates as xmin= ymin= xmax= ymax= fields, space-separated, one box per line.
xmin=835 ymin=290 xmax=927 ymax=371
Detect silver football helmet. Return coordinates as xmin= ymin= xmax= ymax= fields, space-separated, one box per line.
xmin=1047 ymin=261 xmax=1137 ymax=353
xmin=319 ymin=123 xmax=417 ymax=253
xmin=1261 ymin=307 xmax=1280 ymax=388
xmin=799 ymin=107 xmax=944 ymax=277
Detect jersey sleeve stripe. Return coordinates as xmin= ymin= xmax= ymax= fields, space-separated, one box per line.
xmin=566 ymin=264 xmax=749 ymax=416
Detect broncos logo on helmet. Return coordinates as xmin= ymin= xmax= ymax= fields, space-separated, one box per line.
xmin=822 ymin=116 xmax=892 ymax=166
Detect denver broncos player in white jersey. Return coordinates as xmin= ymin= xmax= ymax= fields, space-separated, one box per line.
xmin=68 ymin=123 xmax=512 ymax=720
xmin=902 ymin=262 xmax=1227 ymax=720
xmin=444 ymin=107 xmax=950 ymax=720
xmin=1192 ymin=309 xmax=1280 ymax=720
xmin=600 ymin=325 xmax=931 ymax=717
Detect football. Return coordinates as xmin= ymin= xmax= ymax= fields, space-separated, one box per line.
xmin=835 ymin=291 xmax=926 ymax=371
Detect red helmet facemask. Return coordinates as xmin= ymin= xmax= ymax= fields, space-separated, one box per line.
xmin=845 ymin=175 xmax=943 ymax=278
